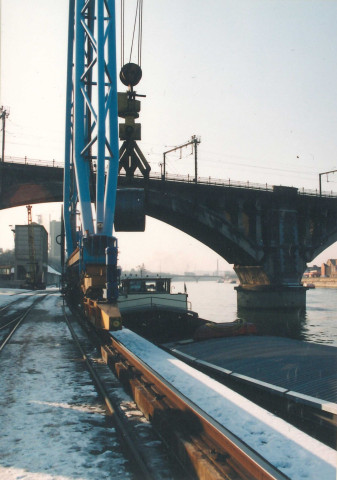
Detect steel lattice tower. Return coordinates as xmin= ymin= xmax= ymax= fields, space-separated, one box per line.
xmin=64 ymin=0 xmax=119 ymax=256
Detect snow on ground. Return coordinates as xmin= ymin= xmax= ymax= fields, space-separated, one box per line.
xmin=0 ymin=288 xmax=28 ymax=307
xmin=0 ymin=287 xmax=54 ymax=308
xmin=112 ymin=328 xmax=336 ymax=480
xmin=33 ymin=292 xmax=64 ymax=311
xmin=0 ymin=288 xmax=29 ymax=295
xmin=0 ymin=293 xmax=132 ymax=480
xmin=0 ymin=287 xmax=60 ymax=310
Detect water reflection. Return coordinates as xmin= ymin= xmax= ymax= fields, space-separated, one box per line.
xmin=173 ymin=281 xmax=337 ymax=346
xmin=237 ymin=307 xmax=307 ymax=341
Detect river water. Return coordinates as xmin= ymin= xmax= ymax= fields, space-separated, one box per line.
xmin=172 ymin=280 xmax=337 ymax=347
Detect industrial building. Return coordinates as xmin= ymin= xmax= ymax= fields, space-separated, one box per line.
xmin=14 ymin=223 xmax=48 ymax=289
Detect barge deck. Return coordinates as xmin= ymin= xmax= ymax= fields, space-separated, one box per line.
xmin=162 ymin=335 xmax=337 ymax=447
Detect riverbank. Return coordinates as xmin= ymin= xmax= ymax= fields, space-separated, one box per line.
xmin=303 ymin=278 xmax=337 ymax=288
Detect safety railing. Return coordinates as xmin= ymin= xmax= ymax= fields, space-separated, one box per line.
xmin=3 ymin=155 xmax=337 ymax=198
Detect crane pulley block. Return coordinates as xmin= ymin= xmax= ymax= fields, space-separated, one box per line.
xmin=118 ymin=92 xmax=141 ymax=119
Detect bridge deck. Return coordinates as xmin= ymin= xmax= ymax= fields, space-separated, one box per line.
xmin=163 ymin=336 xmax=337 ymax=414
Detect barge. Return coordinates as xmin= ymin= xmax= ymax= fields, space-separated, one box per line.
xmin=117 ymin=275 xmax=203 ymax=342
xmin=117 ymin=275 xmax=257 ymax=343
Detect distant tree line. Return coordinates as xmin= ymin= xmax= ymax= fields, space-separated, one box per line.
xmin=0 ymin=248 xmax=15 ymax=265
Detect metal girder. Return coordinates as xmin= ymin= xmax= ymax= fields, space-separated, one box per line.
xmin=64 ymin=0 xmax=119 ymax=257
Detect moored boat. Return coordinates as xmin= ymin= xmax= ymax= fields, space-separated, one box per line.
xmin=118 ymin=275 xmax=203 ymax=341
xmin=118 ymin=275 xmax=257 ymax=343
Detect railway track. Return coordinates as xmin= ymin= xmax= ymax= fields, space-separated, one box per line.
xmin=0 ymin=293 xmax=34 ymax=314
xmin=5 ymin=294 xmax=326 ymax=480
xmin=63 ymin=304 xmax=186 ymax=480
xmin=0 ymin=294 xmax=47 ymax=352
xmin=68 ymin=303 xmax=291 ymax=479
xmin=100 ymin=332 xmax=289 ymax=480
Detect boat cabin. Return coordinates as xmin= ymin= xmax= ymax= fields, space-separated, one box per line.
xmin=120 ymin=276 xmax=171 ymax=295
xmin=118 ymin=276 xmax=189 ymax=315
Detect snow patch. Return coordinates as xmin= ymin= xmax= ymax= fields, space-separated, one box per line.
xmin=0 ymin=466 xmax=84 ymax=480
xmin=31 ymin=400 xmax=106 ymax=415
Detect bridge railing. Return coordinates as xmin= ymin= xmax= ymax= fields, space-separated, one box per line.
xmin=142 ymin=171 xmax=275 ymax=191
xmin=297 ymin=186 xmax=333 ymax=197
xmin=4 ymin=155 xmax=337 ymax=198
xmin=4 ymin=155 xmax=64 ymax=168
xmin=128 ymin=171 xmax=337 ymax=197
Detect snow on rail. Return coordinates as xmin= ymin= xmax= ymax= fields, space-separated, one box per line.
xmin=112 ymin=329 xmax=336 ymax=480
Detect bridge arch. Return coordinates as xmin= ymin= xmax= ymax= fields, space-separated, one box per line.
xmin=143 ymin=180 xmax=264 ymax=266
xmin=2 ymin=161 xmax=337 ymax=308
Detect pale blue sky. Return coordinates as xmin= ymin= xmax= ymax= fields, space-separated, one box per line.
xmin=1 ymin=0 xmax=337 ymax=272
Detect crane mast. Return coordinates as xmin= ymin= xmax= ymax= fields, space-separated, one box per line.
xmin=63 ymin=0 xmax=120 ymax=305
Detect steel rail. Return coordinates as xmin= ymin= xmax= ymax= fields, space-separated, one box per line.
xmin=109 ymin=334 xmax=290 ymax=480
xmin=0 ymin=294 xmax=33 ymax=314
xmin=0 ymin=316 xmax=24 ymax=331
xmin=62 ymin=305 xmax=158 ymax=480
xmin=0 ymin=295 xmax=47 ymax=353
xmin=0 ymin=302 xmax=16 ymax=314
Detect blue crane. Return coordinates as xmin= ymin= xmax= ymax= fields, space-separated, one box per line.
xmin=63 ymin=0 xmax=120 ymax=304
xmin=62 ymin=0 xmax=147 ymax=325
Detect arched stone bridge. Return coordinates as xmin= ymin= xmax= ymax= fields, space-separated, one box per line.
xmin=1 ymin=161 xmax=337 ymax=308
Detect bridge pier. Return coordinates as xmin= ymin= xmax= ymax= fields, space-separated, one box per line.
xmin=233 ymin=186 xmax=310 ymax=310
xmin=235 ymin=284 xmax=308 ymax=310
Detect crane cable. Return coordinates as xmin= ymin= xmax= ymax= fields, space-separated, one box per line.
xmin=121 ymin=0 xmax=124 ymax=67
xmin=120 ymin=0 xmax=143 ymax=68
xmin=138 ymin=0 xmax=143 ymax=66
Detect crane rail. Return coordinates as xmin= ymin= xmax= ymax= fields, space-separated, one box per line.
xmin=103 ymin=333 xmax=290 ymax=480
